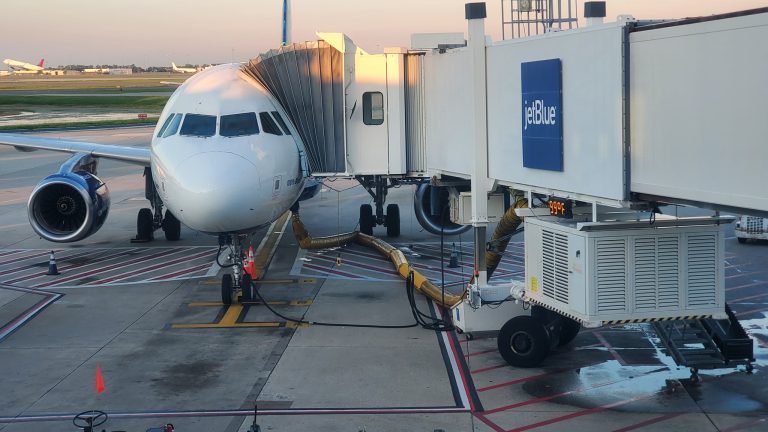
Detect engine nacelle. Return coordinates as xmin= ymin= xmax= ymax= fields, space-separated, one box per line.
xmin=413 ymin=183 xmax=471 ymax=236
xmin=28 ymin=172 xmax=110 ymax=243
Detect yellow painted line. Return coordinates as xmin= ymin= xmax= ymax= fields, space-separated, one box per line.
xmin=285 ymin=321 xmax=311 ymax=329
xmin=289 ymin=300 xmax=313 ymax=306
xmin=219 ymin=304 xmax=244 ymax=326
xmin=300 ymin=278 xmax=316 ymax=284
xmin=253 ymin=211 xmax=292 ymax=278
xmin=172 ymin=322 xmax=282 ymax=329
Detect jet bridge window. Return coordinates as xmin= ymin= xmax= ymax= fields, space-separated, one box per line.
xmin=180 ymin=114 xmax=216 ymax=137
xmin=220 ymin=112 xmax=259 ymax=137
xmin=363 ymin=92 xmax=384 ymax=125
xmin=157 ymin=113 xmax=182 ymax=138
xmin=259 ymin=112 xmax=283 ymax=136
xmin=271 ymin=111 xmax=291 ymax=135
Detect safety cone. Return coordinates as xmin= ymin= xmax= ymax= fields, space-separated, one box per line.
xmin=244 ymin=246 xmax=256 ymax=278
xmin=448 ymin=243 xmax=459 ymax=268
xmin=95 ymin=365 xmax=105 ymax=394
xmin=46 ymin=251 xmax=60 ymax=275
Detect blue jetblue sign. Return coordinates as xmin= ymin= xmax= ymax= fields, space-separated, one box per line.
xmin=521 ymin=59 xmax=563 ymax=171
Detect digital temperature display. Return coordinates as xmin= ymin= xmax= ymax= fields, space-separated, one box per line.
xmin=548 ymin=198 xmax=573 ymax=218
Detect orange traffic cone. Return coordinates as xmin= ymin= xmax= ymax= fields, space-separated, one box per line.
xmin=95 ymin=365 xmax=105 ymax=394
xmin=244 ymin=246 xmax=257 ymax=279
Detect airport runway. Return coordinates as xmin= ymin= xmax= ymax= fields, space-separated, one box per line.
xmin=0 ymin=127 xmax=767 ymax=431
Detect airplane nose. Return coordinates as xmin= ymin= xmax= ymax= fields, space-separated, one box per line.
xmin=167 ymin=151 xmax=261 ymax=232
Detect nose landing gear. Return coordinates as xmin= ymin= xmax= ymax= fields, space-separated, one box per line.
xmin=218 ymin=234 xmax=251 ymax=305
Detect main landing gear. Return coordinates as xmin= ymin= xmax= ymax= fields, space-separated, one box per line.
xmin=218 ymin=234 xmax=253 ymax=305
xmin=497 ymin=306 xmax=581 ymax=367
xmin=134 ymin=168 xmax=180 ymax=242
xmin=356 ymin=175 xmax=400 ymax=237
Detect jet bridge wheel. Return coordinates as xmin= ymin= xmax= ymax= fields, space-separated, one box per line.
xmin=359 ymin=204 xmax=374 ymax=235
xmin=221 ymin=274 xmax=234 ymax=306
xmin=136 ymin=208 xmax=154 ymax=241
xmin=497 ymin=315 xmax=551 ymax=368
xmin=162 ymin=211 xmax=181 ymax=241
xmin=385 ymin=204 xmax=400 ymax=237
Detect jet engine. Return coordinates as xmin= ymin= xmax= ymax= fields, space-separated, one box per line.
xmin=27 ymin=155 xmax=110 ymax=243
xmin=413 ymin=183 xmax=471 ymax=236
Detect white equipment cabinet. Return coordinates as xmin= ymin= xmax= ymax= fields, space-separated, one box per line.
xmin=523 ymin=217 xmax=727 ymax=328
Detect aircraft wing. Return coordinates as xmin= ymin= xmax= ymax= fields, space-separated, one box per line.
xmin=0 ymin=133 xmax=151 ymax=166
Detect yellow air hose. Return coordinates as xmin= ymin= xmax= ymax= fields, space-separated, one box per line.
xmin=486 ymin=198 xmax=528 ymax=279
xmin=290 ymin=212 xmax=462 ymax=308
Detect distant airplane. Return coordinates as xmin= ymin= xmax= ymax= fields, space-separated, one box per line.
xmin=3 ymin=58 xmax=44 ymax=73
xmin=171 ymin=62 xmax=203 ymax=73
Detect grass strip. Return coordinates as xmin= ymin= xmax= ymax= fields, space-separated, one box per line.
xmin=0 ymin=118 xmax=158 ymax=131
xmin=0 ymin=95 xmax=169 ymax=108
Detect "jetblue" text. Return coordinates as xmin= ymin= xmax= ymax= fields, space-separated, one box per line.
xmin=524 ymin=99 xmax=557 ymax=130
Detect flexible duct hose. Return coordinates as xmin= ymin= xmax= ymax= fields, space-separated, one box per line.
xmin=486 ymin=199 xmax=528 ymax=279
xmin=290 ymin=212 xmax=462 ymax=307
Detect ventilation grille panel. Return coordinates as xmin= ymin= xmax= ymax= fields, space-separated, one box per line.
xmin=687 ymin=234 xmax=717 ymax=307
xmin=541 ymin=230 xmax=569 ymax=304
xmin=595 ymin=238 xmax=627 ymax=313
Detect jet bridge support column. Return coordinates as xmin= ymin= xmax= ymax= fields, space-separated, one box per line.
xmin=466 ymin=3 xmax=490 ymax=286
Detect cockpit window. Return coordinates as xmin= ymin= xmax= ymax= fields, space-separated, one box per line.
xmin=180 ymin=114 xmax=216 ymax=137
xmin=159 ymin=113 xmax=183 ymax=138
xmin=271 ymin=111 xmax=291 ymax=135
xmin=259 ymin=112 xmax=283 ymax=136
xmin=157 ymin=113 xmax=182 ymax=138
xmin=220 ymin=112 xmax=259 ymax=137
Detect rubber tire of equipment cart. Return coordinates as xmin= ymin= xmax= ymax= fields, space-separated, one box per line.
xmin=532 ymin=305 xmax=581 ymax=347
xmin=737 ymin=237 xmax=747 ymax=244
xmin=162 ymin=211 xmax=181 ymax=241
xmin=359 ymin=204 xmax=374 ymax=235
xmin=137 ymin=208 xmax=154 ymax=241
xmin=221 ymin=274 xmax=233 ymax=306
xmin=385 ymin=204 xmax=400 ymax=237
xmin=497 ymin=315 xmax=551 ymax=368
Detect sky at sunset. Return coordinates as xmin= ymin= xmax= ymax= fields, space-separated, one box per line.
xmin=1 ymin=0 xmax=766 ymax=67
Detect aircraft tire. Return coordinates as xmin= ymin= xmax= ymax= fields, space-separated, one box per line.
xmin=162 ymin=211 xmax=181 ymax=241
xmin=386 ymin=204 xmax=400 ymax=237
xmin=137 ymin=208 xmax=153 ymax=241
xmin=221 ymin=274 xmax=233 ymax=305
xmin=360 ymin=204 xmax=374 ymax=235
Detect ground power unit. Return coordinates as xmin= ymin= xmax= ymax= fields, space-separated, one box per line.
xmin=524 ymin=217 xmax=727 ymax=327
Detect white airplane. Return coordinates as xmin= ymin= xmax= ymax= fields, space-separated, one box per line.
xmin=3 ymin=58 xmax=44 ymax=73
xmin=171 ymin=62 xmax=203 ymax=73
xmin=0 ymin=64 xmax=319 ymax=303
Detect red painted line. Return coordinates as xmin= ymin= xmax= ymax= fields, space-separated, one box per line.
xmin=474 ymin=413 xmax=507 ymax=432
xmin=84 ymin=249 xmax=213 ymax=285
xmin=729 ymin=291 xmax=768 ymax=303
xmin=506 ymin=392 xmax=656 ymax=432
xmin=35 ymin=247 xmax=192 ymax=288
xmin=721 ymin=415 xmax=768 ymax=432
xmin=482 ymin=366 xmax=666 ymax=414
xmin=477 ymin=363 xmax=600 ymax=393
xmin=726 ymin=281 xmax=767 ymax=292
xmin=302 ymin=262 xmax=365 ymax=279
xmin=3 ymin=248 xmax=133 ymax=284
xmin=465 ymin=348 xmax=497 ymax=358
xmin=445 ymin=328 xmax=476 ymax=412
xmin=612 ymin=412 xmax=685 ymax=432
xmin=0 ymin=251 xmax=54 ymax=274
xmin=471 ymin=363 xmax=508 ymax=374
xmin=148 ymin=262 xmax=213 ymax=281
xmin=594 ymin=331 xmax=628 ymax=366
xmin=0 ymin=249 xmax=27 ymax=258
xmin=0 ymin=249 xmax=97 ymax=278
xmin=733 ymin=305 xmax=768 ymax=317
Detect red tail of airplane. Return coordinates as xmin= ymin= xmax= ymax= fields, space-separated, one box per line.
xmin=37 ymin=59 xmax=45 ymax=68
